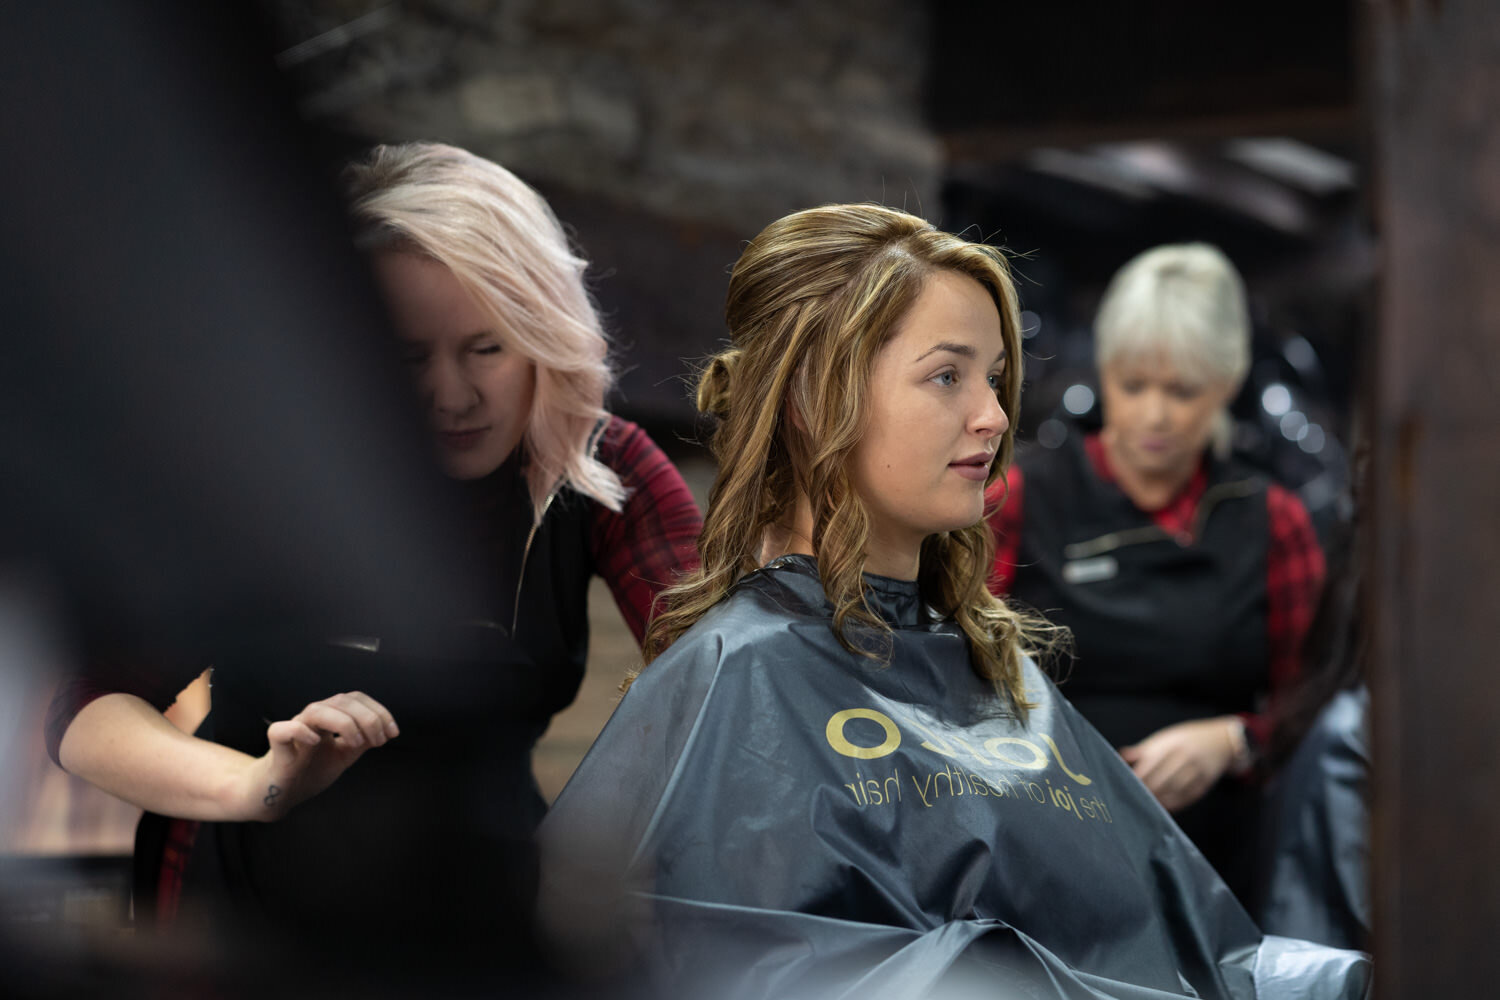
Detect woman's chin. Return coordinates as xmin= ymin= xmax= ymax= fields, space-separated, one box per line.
xmin=1121 ymin=443 xmax=1191 ymax=478
xmin=930 ymin=506 xmax=989 ymax=538
xmin=440 ymin=455 xmax=499 ymax=481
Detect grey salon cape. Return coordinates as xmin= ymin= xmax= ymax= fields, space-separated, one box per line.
xmin=539 ymin=555 xmax=1370 ymax=999
xmin=1258 ymin=688 xmax=1371 ymax=951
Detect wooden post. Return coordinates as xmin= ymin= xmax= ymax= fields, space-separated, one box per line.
xmin=1369 ymin=0 xmax=1500 ymax=994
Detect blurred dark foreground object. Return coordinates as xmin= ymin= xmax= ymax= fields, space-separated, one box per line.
xmin=150 ymin=624 xmax=552 ymax=965
xmin=0 ymin=1 xmax=493 ymax=661
xmin=0 ymin=2 xmax=573 ymax=997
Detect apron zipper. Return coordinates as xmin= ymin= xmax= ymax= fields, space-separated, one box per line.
xmin=1062 ymin=476 xmax=1261 ymax=560
xmin=508 ymin=417 xmax=610 ymax=636
xmin=511 ymin=487 xmax=557 ymax=636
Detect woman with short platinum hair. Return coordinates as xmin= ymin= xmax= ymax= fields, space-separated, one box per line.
xmin=988 ymin=241 xmax=1325 ymax=907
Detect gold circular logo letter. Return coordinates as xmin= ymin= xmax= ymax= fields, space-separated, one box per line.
xmin=825 ymin=708 xmax=901 ymax=760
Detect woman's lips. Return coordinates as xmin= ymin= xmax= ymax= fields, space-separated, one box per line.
xmin=948 ymin=460 xmax=991 ymax=482
xmin=438 ymin=428 xmax=487 ymax=451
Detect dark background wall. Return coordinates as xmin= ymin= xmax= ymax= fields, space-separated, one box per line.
xmin=260 ymin=0 xmax=1368 ymax=546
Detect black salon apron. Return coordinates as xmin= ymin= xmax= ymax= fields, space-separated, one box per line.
xmin=1009 ymin=430 xmax=1269 ymax=902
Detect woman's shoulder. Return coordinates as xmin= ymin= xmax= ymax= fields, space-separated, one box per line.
xmin=690 ymin=566 xmax=829 ymax=641
xmin=1016 ymin=652 xmax=1065 ymax=703
xmin=640 ymin=566 xmax=830 ymax=673
xmin=1263 ymin=477 xmax=1314 ymax=524
xmin=586 ymin=414 xmax=698 ymax=520
xmin=593 ymin=414 xmax=663 ymax=476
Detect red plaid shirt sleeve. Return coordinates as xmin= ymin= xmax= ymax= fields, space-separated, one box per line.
xmin=589 ymin=417 xmax=703 ymax=645
xmin=985 ymin=464 xmax=1025 ymax=595
xmin=1245 ymin=483 xmax=1325 ymax=749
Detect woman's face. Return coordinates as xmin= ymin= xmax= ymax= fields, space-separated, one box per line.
xmin=1097 ymin=354 xmax=1233 ymax=481
xmin=374 ymin=251 xmax=536 ymax=480
xmin=848 ymin=270 xmax=1010 ymax=574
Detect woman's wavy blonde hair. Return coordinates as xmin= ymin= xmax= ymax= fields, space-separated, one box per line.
xmin=344 ymin=142 xmax=624 ymax=521
xmin=642 ymin=203 xmax=1061 ymax=715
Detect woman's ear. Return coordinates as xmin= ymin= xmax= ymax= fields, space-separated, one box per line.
xmin=783 ymin=393 xmax=808 ymax=434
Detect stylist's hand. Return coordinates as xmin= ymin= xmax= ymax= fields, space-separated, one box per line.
xmin=1119 ymin=716 xmax=1239 ymax=813
xmin=241 ymin=691 xmax=399 ymax=820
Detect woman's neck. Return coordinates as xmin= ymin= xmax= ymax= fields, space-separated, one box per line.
xmin=1098 ymin=430 xmax=1197 ymax=512
xmin=763 ymin=492 xmax=921 ymax=581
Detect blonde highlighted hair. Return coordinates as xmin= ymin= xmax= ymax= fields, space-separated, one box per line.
xmin=642 ymin=203 xmax=1062 ymax=715
xmin=344 ymin=142 xmax=624 ymax=521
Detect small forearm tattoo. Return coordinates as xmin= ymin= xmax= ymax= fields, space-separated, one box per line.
xmin=263 ymin=784 xmax=281 ymax=808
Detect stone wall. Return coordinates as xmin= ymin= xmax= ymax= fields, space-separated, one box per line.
xmin=274 ymin=0 xmax=940 ymax=235
xmin=268 ymin=0 xmax=941 ymax=422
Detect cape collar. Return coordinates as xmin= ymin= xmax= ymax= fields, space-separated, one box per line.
xmin=758 ymin=554 xmax=931 ymax=630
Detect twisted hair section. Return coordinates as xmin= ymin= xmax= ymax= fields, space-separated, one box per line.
xmin=344 ymin=141 xmax=624 ymax=520
xmin=641 ymin=203 xmax=1065 ymax=716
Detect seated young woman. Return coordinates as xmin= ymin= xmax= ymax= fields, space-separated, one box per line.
xmin=538 ymin=203 xmax=1369 ymax=999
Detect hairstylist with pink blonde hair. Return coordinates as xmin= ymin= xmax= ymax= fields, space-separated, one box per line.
xmin=46 ymin=143 xmax=701 ymax=937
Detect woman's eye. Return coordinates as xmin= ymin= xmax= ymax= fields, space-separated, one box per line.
xmin=1168 ymin=383 xmax=1201 ymax=400
xmin=987 ymin=372 xmax=1003 ymax=390
xmin=473 ymin=342 xmax=503 ymax=356
xmin=931 ymin=371 xmax=957 ymax=387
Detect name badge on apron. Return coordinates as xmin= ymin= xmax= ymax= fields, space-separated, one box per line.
xmin=1061 ymin=555 xmax=1119 ymax=585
